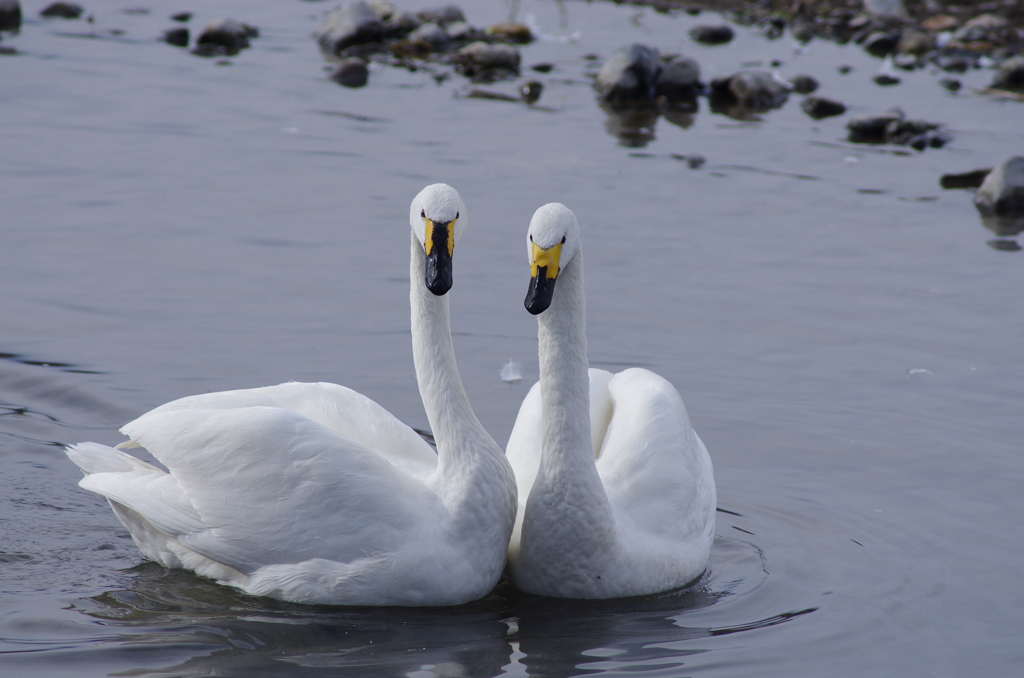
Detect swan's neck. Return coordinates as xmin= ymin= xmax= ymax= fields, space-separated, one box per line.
xmin=533 ymin=251 xmax=616 ymax=534
xmin=409 ymin=234 xmax=507 ymax=486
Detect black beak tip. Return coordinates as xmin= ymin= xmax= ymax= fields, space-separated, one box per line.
xmin=427 ymin=274 xmax=452 ymax=296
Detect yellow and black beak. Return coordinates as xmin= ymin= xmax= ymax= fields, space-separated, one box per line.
xmin=424 ymin=218 xmax=456 ymax=296
xmin=525 ymin=240 xmax=562 ymax=315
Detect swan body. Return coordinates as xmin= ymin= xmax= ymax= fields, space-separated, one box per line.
xmin=505 ymin=203 xmax=716 ymax=599
xmin=66 ymin=184 xmax=517 ymax=607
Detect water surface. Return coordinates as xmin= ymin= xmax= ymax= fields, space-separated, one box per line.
xmin=2 ymin=1 xmax=1022 ymax=676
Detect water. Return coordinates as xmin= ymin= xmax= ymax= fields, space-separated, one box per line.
xmin=2 ymin=0 xmax=1022 ymax=675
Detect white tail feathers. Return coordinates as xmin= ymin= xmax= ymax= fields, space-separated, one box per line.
xmin=65 ymin=441 xmax=159 ymax=475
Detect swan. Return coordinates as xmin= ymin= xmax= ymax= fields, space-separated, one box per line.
xmin=505 ymin=203 xmax=716 ymax=599
xmin=65 ymin=184 xmax=517 ymax=607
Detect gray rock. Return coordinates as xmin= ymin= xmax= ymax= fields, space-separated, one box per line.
xmin=595 ymin=44 xmax=661 ymax=105
xmin=863 ymin=31 xmax=901 ymax=57
xmin=0 ymin=0 xmax=21 ymax=32
xmin=196 ymin=18 xmax=258 ymax=54
xmin=790 ymin=74 xmax=818 ymax=94
xmin=316 ymin=2 xmax=383 ymax=57
xmin=455 ymin=41 xmax=520 ymax=71
xmin=331 ymin=57 xmax=369 ymax=87
xmin=940 ymin=77 xmax=961 ymax=92
xmin=714 ymin=71 xmax=789 ymax=111
xmin=408 ymin=21 xmax=447 ymax=49
xmin=40 ymin=2 xmax=82 ymax=19
xmin=801 ymin=96 xmax=846 ymax=119
xmin=940 ymin=168 xmax=991 ymax=190
xmin=654 ymin=54 xmax=700 ymax=103
xmin=990 ymin=55 xmax=1024 ymax=93
xmin=444 ymin=21 xmax=472 ymax=41
xmin=520 ymin=80 xmax=542 ymax=104
xmin=416 ymin=5 xmax=464 ymax=26
xmin=382 ymin=11 xmax=419 ymax=39
xmin=163 ymin=27 xmax=188 ymax=47
xmin=690 ymin=24 xmax=733 ymax=45
xmin=847 ymin=109 xmax=905 ymax=143
xmin=975 ymin=157 xmax=1024 ymax=217
xmin=863 ymin=0 xmax=908 ymax=21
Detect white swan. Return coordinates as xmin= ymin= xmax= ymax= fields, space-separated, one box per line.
xmin=66 ymin=184 xmax=517 ymax=607
xmin=505 ymin=203 xmax=716 ymax=599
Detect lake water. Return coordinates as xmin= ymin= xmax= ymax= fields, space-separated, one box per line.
xmin=2 ymin=0 xmax=1022 ymax=676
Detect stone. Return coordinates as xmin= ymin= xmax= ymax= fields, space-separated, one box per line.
xmin=940 ymin=77 xmax=961 ymax=92
xmin=920 ymin=15 xmax=957 ymax=32
xmin=530 ymin=63 xmax=553 ymax=73
xmin=0 ymin=0 xmax=21 ymax=32
xmin=416 ymin=5 xmax=464 ymax=26
xmin=170 ymin=12 xmax=191 ymax=23
xmin=594 ymin=44 xmax=660 ymax=105
xmin=654 ymin=54 xmax=700 ymax=104
xmin=934 ymin=53 xmax=971 ymax=73
xmin=790 ymin=74 xmax=818 ymax=94
xmin=163 ymin=27 xmax=188 ymax=47
xmin=316 ymin=2 xmax=383 ymax=57
xmin=486 ymin=22 xmax=531 ymax=44
xmin=196 ymin=18 xmax=258 ymax=54
xmin=990 ymin=55 xmax=1024 ymax=93
xmin=897 ymin=30 xmax=931 ymax=56
xmin=381 ymin=11 xmax=419 ymax=39
xmin=975 ymin=157 xmax=1024 ymax=217
xmin=847 ymin=109 xmax=904 ymax=143
xmin=717 ymin=71 xmax=789 ymax=111
xmin=940 ymin=168 xmax=991 ymax=190
xmin=455 ymin=41 xmax=520 ymax=76
xmin=408 ymin=21 xmax=447 ymax=49
xmin=520 ymin=80 xmax=542 ymax=104
xmin=689 ymin=24 xmax=733 ymax=45
xmin=863 ymin=0 xmax=908 ymax=21
xmin=863 ymin=31 xmax=901 ymax=57
xmin=40 ymin=2 xmax=82 ymax=19
xmin=874 ymin=74 xmax=900 ymax=86
xmin=331 ymin=57 xmax=369 ymax=87
xmin=962 ymin=14 xmax=1007 ymax=31
xmin=801 ymin=96 xmax=846 ymax=119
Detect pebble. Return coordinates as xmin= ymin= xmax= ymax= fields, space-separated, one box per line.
xmin=689 ymin=24 xmax=733 ymax=45
xmin=331 ymin=57 xmax=369 ymax=88
xmin=940 ymin=168 xmax=992 ymax=190
xmin=847 ymin=109 xmax=905 ymax=143
xmin=897 ymin=30 xmax=931 ymax=56
xmin=990 ymin=55 xmax=1024 ymax=93
xmin=594 ymin=44 xmax=660 ymax=105
xmin=195 ymin=18 xmax=258 ymax=55
xmin=163 ymin=27 xmax=188 ymax=47
xmin=0 ymin=0 xmax=20 ymax=32
xmin=408 ymin=21 xmax=448 ymax=49
xmin=519 ymin=80 xmax=542 ymax=104
xmin=530 ymin=63 xmax=553 ymax=73
xmin=975 ymin=157 xmax=1024 ymax=217
xmin=416 ymin=5 xmax=464 ymax=26
xmin=170 ymin=12 xmax=191 ymax=23
xmin=40 ymin=2 xmax=82 ymax=19
xmin=455 ymin=41 xmax=520 ymax=78
xmin=801 ymin=96 xmax=846 ymax=119
xmin=486 ymin=22 xmax=531 ymax=44
xmin=940 ymin=77 xmax=961 ymax=92
xmin=790 ymin=74 xmax=819 ymax=94
xmin=711 ymin=71 xmax=789 ymax=112
xmin=316 ymin=2 xmax=384 ymax=57
xmin=862 ymin=0 xmax=908 ymax=21
xmin=863 ymin=31 xmax=901 ymax=57
xmin=874 ymin=74 xmax=900 ymax=86
xmin=654 ymin=54 xmax=701 ymax=105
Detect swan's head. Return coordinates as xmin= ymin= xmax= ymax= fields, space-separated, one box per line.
xmin=525 ymin=203 xmax=580 ymax=315
xmin=410 ymin=184 xmax=468 ymax=296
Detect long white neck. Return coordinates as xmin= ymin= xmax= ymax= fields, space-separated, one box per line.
xmin=408 ymin=234 xmax=512 ymax=501
xmin=531 ymin=249 xmax=616 ymax=550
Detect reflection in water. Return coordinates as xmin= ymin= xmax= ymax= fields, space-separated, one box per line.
xmin=72 ymin=534 xmax=813 ymax=677
xmin=599 ymin=96 xmax=697 ymax=148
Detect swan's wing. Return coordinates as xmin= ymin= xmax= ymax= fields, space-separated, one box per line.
xmin=139 ymin=382 xmax=438 ymax=481
xmin=595 ymin=368 xmax=716 ymax=543
xmin=102 ymin=406 xmax=436 ymax=574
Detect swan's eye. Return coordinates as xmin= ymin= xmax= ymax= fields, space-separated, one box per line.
xmin=561 ymin=235 xmax=566 ymax=244
xmin=420 ymin=209 xmax=426 ymax=218
xmin=455 ymin=211 xmax=459 ymax=219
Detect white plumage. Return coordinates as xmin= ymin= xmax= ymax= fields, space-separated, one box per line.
xmin=66 ymin=184 xmax=517 ymax=607
xmin=506 ymin=203 xmax=716 ymax=599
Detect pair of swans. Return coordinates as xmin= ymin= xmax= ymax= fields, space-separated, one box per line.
xmin=67 ymin=185 xmax=715 ymax=605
